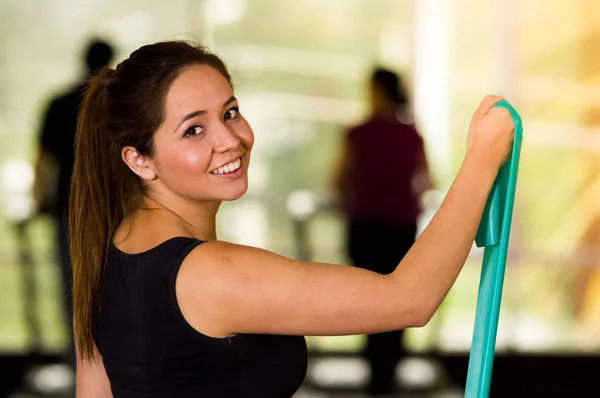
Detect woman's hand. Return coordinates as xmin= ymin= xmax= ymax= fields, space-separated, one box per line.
xmin=466 ymin=95 xmax=515 ymax=173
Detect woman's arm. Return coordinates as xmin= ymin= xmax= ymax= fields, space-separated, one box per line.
xmin=76 ymin=341 xmax=113 ymax=398
xmin=177 ymin=95 xmax=514 ymax=338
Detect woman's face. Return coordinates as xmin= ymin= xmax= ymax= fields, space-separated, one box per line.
xmin=149 ymin=64 xmax=254 ymax=202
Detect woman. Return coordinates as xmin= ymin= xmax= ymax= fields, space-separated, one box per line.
xmin=71 ymin=41 xmax=513 ymax=398
xmin=332 ymin=67 xmax=432 ymax=395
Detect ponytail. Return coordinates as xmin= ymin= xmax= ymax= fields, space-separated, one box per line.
xmin=69 ymin=68 xmax=136 ymax=360
xmin=68 ymin=41 xmax=235 ymax=360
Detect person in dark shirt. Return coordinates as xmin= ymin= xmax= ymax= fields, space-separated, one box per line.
xmin=332 ymin=68 xmax=432 ymax=396
xmin=69 ymin=40 xmax=514 ymax=397
xmin=35 ymin=39 xmax=114 ymax=363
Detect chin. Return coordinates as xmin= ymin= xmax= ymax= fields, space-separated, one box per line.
xmin=219 ymin=183 xmax=249 ymax=201
xmin=221 ymin=192 xmax=247 ymax=201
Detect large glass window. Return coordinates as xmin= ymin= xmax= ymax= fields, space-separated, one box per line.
xmin=1 ymin=0 xmax=598 ymax=357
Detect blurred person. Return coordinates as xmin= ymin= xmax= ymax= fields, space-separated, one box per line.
xmin=70 ymin=40 xmax=513 ymax=397
xmin=331 ymin=67 xmax=433 ymax=396
xmin=35 ymin=39 xmax=114 ymax=364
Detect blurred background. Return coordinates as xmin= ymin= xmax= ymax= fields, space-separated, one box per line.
xmin=1 ymin=0 xmax=600 ymax=397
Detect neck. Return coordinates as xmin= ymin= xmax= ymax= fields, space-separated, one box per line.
xmin=140 ymin=194 xmax=220 ymax=241
xmin=371 ymin=105 xmax=398 ymax=121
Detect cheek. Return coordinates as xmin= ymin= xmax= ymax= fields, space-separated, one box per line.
xmin=239 ymin=119 xmax=255 ymax=149
xmin=156 ymin=142 xmax=211 ymax=179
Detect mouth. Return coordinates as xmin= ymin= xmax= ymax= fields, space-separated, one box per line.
xmin=210 ymin=157 xmax=242 ymax=176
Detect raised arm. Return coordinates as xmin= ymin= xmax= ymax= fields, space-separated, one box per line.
xmin=177 ymin=95 xmax=514 ymax=338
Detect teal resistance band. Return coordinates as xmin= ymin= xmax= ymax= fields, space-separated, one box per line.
xmin=464 ymin=99 xmax=523 ymax=398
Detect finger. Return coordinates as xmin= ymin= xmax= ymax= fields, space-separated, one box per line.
xmin=487 ymin=107 xmax=512 ymax=124
xmin=475 ymin=95 xmax=503 ymax=115
xmin=475 ymin=95 xmax=503 ymax=116
xmin=487 ymin=108 xmax=516 ymax=134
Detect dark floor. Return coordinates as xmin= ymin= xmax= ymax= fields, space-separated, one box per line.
xmin=3 ymin=353 xmax=600 ymax=398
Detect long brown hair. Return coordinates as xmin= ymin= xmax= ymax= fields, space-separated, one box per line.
xmin=69 ymin=41 xmax=232 ymax=360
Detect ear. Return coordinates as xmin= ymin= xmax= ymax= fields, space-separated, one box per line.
xmin=121 ymin=146 xmax=157 ymax=181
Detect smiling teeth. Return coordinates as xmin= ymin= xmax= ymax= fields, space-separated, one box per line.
xmin=212 ymin=158 xmax=241 ymax=175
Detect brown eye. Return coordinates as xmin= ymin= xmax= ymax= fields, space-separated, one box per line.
xmin=224 ymin=107 xmax=240 ymax=121
xmin=184 ymin=125 xmax=204 ymax=138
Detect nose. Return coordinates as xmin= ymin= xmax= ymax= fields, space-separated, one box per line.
xmin=213 ymin=123 xmax=241 ymax=153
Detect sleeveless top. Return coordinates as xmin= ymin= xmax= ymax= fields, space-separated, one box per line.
xmin=96 ymin=237 xmax=308 ymax=397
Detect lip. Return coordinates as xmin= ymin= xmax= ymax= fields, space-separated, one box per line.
xmin=210 ymin=157 xmax=243 ymax=179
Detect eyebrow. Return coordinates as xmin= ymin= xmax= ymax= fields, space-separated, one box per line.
xmin=174 ymin=96 xmax=237 ymax=133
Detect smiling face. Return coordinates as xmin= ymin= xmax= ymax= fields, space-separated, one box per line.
xmin=143 ymin=64 xmax=254 ymax=203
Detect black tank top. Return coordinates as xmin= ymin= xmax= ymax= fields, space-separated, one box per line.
xmin=96 ymin=237 xmax=308 ymax=397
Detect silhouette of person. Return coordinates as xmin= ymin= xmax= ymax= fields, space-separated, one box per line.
xmin=34 ymin=39 xmax=114 ymax=364
xmin=332 ymin=67 xmax=433 ymax=396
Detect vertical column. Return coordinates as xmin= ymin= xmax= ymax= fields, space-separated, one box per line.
xmin=188 ymin=0 xmax=214 ymax=47
xmin=495 ymin=0 xmax=516 ymax=100
xmin=576 ymin=0 xmax=600 ymax=335
xmin=412 ymin=0 xmax=450 ymax=183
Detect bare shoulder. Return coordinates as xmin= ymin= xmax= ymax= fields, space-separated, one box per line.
xmin=178 ymin=239 xmax=294 ymax=285
xmin=186 ymin=240 xmax=283 ymax=264
xmin=174 ymin=240 xmax=292 ymax=337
